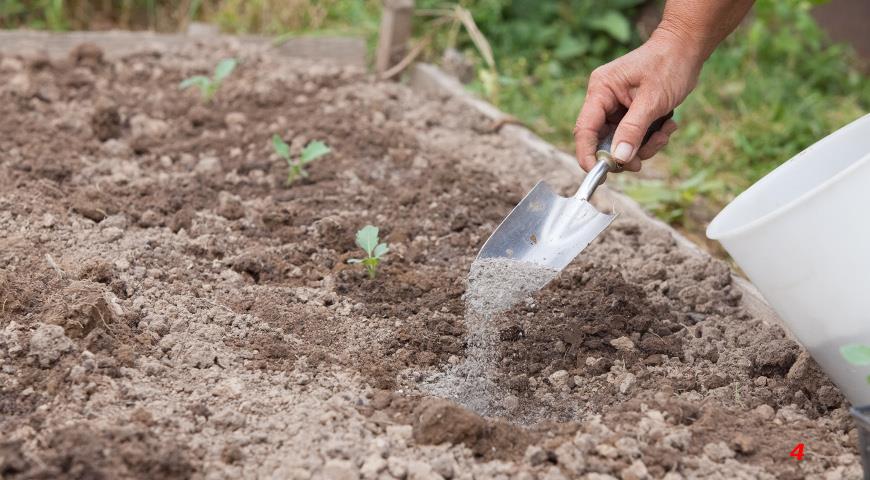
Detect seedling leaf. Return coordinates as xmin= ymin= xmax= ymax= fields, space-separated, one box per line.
xmin=275 ymin=138 xmax=329 ymax=185
xmin=180 ymin=58 xmax=236 ymax=101
xmin=301 ymin=141 xmax=331 ymax=164
xmin=840 ymin=344 xmax=870 ymax=366
xmin=347 ymin=258 xmax=363 ymax=264
xmin=214 ymin=58 xmax=237 ymax=83
xmin=373 ymin=243 xmax=389 ymax=258
xmin=356 ymin=225 xmax=379 ymax=256
xmin=179 ymin=75 xmax=209 ymax=89
xmin=272 ymin=134 xmax=291 ymax=159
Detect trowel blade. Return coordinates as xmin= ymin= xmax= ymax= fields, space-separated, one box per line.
xmin=477 ymin=181 xmax=616 ymax=272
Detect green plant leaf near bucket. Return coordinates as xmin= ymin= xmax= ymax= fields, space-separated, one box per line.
xmin=840 ymin=344 xmax=870 ymax=367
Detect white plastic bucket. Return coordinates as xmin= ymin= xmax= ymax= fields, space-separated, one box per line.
xmin=707 ymin=113 xmax=870 ymax=405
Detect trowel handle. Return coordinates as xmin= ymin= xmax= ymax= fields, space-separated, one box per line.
xmin=576 ymin=111 xmax=674 ymax=202
xmin=596 ymin=111 xmax=674 ymax=157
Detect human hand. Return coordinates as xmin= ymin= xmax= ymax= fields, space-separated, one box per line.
xmin=572 ymin=30 xmax=704 ymax=172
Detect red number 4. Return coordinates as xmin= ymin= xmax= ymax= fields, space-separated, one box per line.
xmin=790 ymin=443 xmax=805 ymax=461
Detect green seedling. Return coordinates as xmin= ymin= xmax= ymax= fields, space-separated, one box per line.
xmin=180 ymin=58 xmax=237 ymax=101
xmin=348 ymin=225 xmax=389 ymax=278
xmin=839 ymin=343 xmax=870 ymax=384
xmin=272 ymin=135 xmax=331 ymax=185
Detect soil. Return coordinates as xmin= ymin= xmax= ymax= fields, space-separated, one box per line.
xmin=0 ymin=41 xmax=862 ymax=479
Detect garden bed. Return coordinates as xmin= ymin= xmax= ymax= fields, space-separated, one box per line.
xmin=0 ymin=40 xmax=862 ymax=479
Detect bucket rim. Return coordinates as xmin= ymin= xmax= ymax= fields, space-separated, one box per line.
xmin=707 ymin=113 xmax=870 ymax=241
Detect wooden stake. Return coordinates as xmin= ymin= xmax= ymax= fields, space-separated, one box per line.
xmin=376 ymin=0 xmax=414 ymax=78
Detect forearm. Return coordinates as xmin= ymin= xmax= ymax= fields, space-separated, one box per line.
xmin=652 ymin=0 xmax=755 ymax=64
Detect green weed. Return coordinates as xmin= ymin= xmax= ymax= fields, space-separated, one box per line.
xmin=617 ymin=171 xmax=725 ymax=226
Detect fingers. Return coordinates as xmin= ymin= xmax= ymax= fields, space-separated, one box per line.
xmin=622 ymin=157 xmax=642 ymax=172
xmin=573 ymin=93 xmax=608 ymax=172
xmin=610 ymin=93 xmax=671 ymax=165
xmin=574 ymin=66 xmax=624 ymax=172
xmin=636 ymin=119 xmax=678 ymax=160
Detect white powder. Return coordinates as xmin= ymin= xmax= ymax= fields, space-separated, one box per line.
xmin=421 ymin=257 xmax=558 ymax=418
xmin=465 ymin=257 xmax=559 ymax=317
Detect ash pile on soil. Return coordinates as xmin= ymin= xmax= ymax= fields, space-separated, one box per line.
xmin=421 ymin=258 xmax=557 ymax=417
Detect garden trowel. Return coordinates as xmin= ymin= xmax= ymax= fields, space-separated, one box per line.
xmin=477 ymin=113 xmax=673 ymax=273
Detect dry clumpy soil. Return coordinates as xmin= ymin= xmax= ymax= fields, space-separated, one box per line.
xmin=0 ymin=41 xmax=862 ymax=480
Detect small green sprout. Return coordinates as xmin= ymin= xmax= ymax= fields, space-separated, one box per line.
xmin=839 ymin=343 xmax=870 ymax=384
xmin=272 ymin=134 xmax=331 ymax=185
xmin=348 ymin=225 xmax=389 ymax=278
xmin=180 ymin=58 xmax=237 ymax=101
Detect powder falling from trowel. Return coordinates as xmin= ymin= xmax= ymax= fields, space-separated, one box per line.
xmin=465 ymin=257 xmax=560 ymax=317
xmin=420 ymin=257 xmax=558 ymax=419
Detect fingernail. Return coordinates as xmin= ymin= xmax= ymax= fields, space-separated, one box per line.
xmin=613 ymin=142 xmax=634 ymax=163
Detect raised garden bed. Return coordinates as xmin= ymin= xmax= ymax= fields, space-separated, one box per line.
xmin=0 ymin=39 xmax=863 ymax=479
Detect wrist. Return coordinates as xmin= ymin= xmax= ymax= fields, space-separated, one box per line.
xmin=649 ymin=20 xmax=711 ymax=69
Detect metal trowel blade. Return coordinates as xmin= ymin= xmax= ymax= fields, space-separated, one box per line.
xmin=477 ymin=181 xmax=616 ymax=272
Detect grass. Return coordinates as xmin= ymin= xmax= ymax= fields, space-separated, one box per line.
xmin=639 ymin=1 xmax=870 ymax=225
xmin=0 ymin=0 xmax=381 ymax=34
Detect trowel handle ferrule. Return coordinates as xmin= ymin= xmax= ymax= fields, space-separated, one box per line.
xmin=576 ymin=111 xmax=675 ymax=202
xmin=575 ymin=156 xmax=613 ymax=201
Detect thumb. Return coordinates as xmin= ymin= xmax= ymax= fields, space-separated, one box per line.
xmin=611 ymin=95 xmax=670 ymax=164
